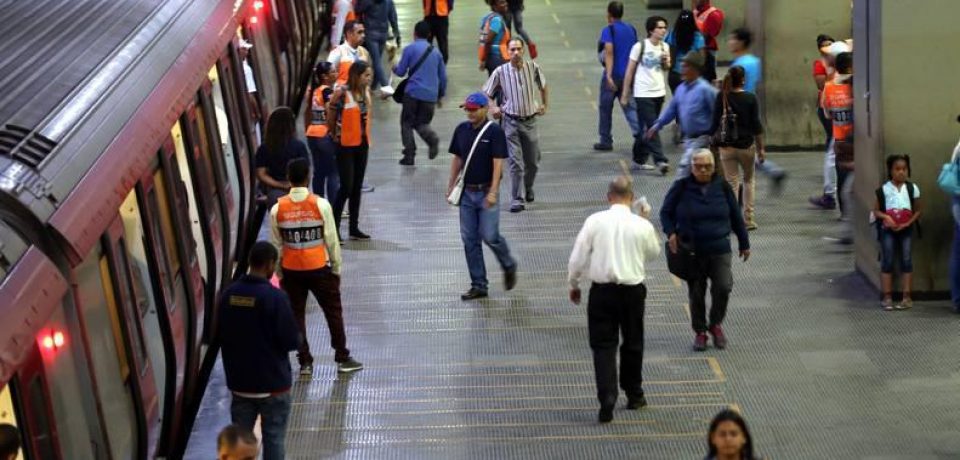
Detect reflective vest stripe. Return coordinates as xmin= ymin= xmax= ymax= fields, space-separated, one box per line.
xmin=276 ymin=196 xmax=329 ymax=270
xmin=337 ymin=91 xmax=370 ymax=148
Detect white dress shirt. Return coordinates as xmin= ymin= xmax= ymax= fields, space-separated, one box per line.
xmin=567 ymin=204 xmax=661 ymax=289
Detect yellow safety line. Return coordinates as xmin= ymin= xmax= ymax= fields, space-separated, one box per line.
xmin=706 ymin=357 xmax=726 ymax=382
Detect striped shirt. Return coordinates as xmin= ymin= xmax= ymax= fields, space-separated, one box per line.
xmin=482 ymin=60 xmax=547 ymax=118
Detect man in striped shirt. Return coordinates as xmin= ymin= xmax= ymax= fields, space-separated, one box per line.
xmin=482 ymin=38 xmax=548 ymax=213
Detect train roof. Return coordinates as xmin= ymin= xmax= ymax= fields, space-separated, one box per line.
xmin=0 ymin=0 xmax=243 ymax=260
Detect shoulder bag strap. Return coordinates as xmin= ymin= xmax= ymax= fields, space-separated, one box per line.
xmin=456 ymin=121 xmax=494 ymax=184
xmin=408 ymin=45 xmax=435 ymax=77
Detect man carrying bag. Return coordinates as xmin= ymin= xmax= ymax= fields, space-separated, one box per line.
xmin=394 ymin=20 xmax=446 ymax=165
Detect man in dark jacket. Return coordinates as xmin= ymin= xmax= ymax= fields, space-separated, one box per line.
xmin=660 ymin=149 xmax=750 ymax=352
xmin=218 ymin=241 xmax=300 ymax=460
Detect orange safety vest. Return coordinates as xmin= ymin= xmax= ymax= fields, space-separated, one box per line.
xmin=423 ymin=0 xmax=450 ymax=17
xmin=822 ymin=80 xmax=853 ymax=141
xmin=478 ymin=12 xmax=510 ymax=63
xmin=694 ymin=6 xmax=718 ymax=33
xmin=335 ymin=90 xmax=371 ymax=147
xmin=332 ymin=44 xmax=368 ymax=86
xmin=305 ymin=85 xmax=330 ymax=138
xmin=276 ymin=195 xmax=330 ymax=271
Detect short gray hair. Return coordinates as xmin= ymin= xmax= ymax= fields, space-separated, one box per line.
xmin=608 ymin=176 xmax=633 ymax=198
xmin=691 ymin=148 xmax=714 ymax=164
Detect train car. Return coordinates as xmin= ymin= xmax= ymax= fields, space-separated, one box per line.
xmin=0 ymin=0 xmax=328 ymax=457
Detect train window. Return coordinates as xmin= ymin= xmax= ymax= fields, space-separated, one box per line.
xmin=0 ymin=385 xmax=25 ymax=460
xmin=76 ymin=247 xmax=137 ymax=459
xmin=151 ymin=170 xmax=180 ymax=280
xmin=114 ymin=241 xmax=149 ymax=376
xmin=119 ymin=190 xmax=167 ymax=421
xmin=39 ymin=304 xmax=96 ymax=459
xmin=208 ymin=65 xmax=242 ymax=253
xmin=171 ymin=123 xmax=209 ymax=284
xmin=24 ymin=379 xmax=55 ymax=460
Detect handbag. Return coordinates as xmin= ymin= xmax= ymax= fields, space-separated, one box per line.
xmin=938 ymin=154 xmax=960 ymax=195
xmin=713 ymin=91 xmax=738 ymax=145
xmin=448 ymin=121 xmax=494 ymax=206
xmin=665 ymin=239 xmax=698 ymax=281
xmin=392 ymin=45 xmax=434 ymax=104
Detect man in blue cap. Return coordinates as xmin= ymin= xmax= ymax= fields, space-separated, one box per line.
xmin=446 ymin=92 xmax=518 ymax=300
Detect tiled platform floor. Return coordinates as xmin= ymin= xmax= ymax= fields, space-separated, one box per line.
xmin=185 ymin=1 xmax=960 ymax=458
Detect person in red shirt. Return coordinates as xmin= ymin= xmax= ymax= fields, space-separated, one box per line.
xmin=821 ymin=52 xmax=854 ymax=242
xmin=693 ymin=0 xmax=724 ymax=82
xmin=809 ymin=34 xmax=837 ymax=209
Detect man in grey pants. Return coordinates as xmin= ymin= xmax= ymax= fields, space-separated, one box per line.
xmin=483 ymin=38 xmax=548 ymax=213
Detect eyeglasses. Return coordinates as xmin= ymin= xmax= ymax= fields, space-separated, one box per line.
xmin=693 ymin=163 xmax=714 ymax=170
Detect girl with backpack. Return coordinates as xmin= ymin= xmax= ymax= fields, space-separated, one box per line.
xmin=874 ymin=154 xmax=922 ymax=310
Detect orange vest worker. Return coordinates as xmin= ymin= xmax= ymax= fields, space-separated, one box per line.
xmin=275 ymin=195 xmax=330 ymax=271
xmin=822 ymin=80 xmax=853 ymax=141
xmin=478 ymin=12 xmax=510 ymax=64
xmin=335 ymin=90 xmax=371 ymax=148
xmin=329 ymin=43 xmax=370 ymax=86
xmin=423 ymin=0 xmax=450 ymax=17
xmin=305 ymin=85 xmax=330 ymax=138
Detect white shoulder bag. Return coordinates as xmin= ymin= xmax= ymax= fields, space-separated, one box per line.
xmin=448 ymin=121 xmax=494 ymax=206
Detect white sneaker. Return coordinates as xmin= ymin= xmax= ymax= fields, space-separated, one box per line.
xmin=379 ymin=85 xmax=395 ymax=97
xmin=638 ymin=164 xmax=656 ymax=171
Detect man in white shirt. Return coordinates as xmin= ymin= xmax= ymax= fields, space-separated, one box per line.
xmin=621 ymin=16 xmax=670 ymax=175
xmin=567 ymin=176 xmax=661 ymax=424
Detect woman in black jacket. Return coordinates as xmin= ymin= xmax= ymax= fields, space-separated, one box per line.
xmin=711 ymin=66 xmax=765 ymax=230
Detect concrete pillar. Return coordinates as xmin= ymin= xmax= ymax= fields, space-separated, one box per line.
xmin=853 ymin=0 xmax=960 ymax=296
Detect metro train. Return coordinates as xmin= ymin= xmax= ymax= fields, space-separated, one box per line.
xmin=0 ymin=0 xmax=328 ymax=457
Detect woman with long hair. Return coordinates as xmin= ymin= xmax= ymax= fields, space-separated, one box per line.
xmin=329 ymin=60 xmax=374 ymax=240
xmin=255 ymin=106 xmax=310 ymax=239
xmin=711 ymin=66 xmax=765 ymax=230
xmin=705 ymin=410 xmax=759 ymax=460
xmin=304 ymin=61 xmax=340 ymax=204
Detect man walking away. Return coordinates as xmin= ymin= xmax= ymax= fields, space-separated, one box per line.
xmin=479 ymin=0 xmax=511 ymax=76
xmin=568 ymin=176 xmax=661 ymax=423
xmin=356 ymin=0 xmax=401 ymax=97
xmin=447 ymin=93 xmax=519 ymax=300
xmin=693 ymin=0 xmax=724 ymax=83
xmin=622 ymin=15 xmax=671 ymax=175
xmin=645 ymin=52 xmax=717 ymax=179
xmin=218 ymin=242 xmax=299 ymax=460
xmin=483 ymin=38 xmax=548 ymax=213
xmin=594 ymin=1 xmax=640 ymax=153
xmin=423 ymin=0 xmax=452 ymax=63
xmin=270 ymin=159 xmax=363 ymax=375
xmin=396 ymin=20 xmax=447 ymax=166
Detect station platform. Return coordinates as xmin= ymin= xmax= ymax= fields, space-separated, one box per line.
xmin=185 ymin=1 xmax=960 ymax=458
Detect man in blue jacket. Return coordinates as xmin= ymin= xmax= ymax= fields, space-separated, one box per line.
xmin=395 ymin=20 xmax=447 ymax=166
xmin=218 ymin=242 xmax=300 ymax=460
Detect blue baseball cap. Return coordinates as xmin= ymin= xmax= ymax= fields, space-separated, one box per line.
xmin=460 ymin=92 xmax=489 ymax=109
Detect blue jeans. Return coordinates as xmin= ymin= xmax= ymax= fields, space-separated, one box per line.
xmin=231 ymin=392 xmax=292 ymax=460
xmin=879 ymin=227 xmax=913 ymax=274
xmin=365 ymin=35 xmax=390 ymax=89
xmin=633 ymin=96 xmax=668 ymax=165
xmin=308 ymin=136 xmax=339 ymax=204
xmin=459 ymin=189 xmax=516 ymax=291
xmin=951 ymin=197 xmax=960 ymax=309
xmin=598 ymin=77 xmax=640 ymax=146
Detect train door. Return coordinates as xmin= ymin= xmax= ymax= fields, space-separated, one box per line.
xmin=118 ymin=189 xmax=171 ymax=455
xmin=13 ymin=349 xmax=60 ymax=459
xmin=208 ymin=62 xmax=247 ymax=270
xmin=73 ymin=244 xmax=141 ymax=459
xmin=104 ymin=219 xmax=163 ymax=457
xmin=196 ymin=82 xmax=236 ymax=289
xmin=138 ymin=165 xmax=194 ymax=454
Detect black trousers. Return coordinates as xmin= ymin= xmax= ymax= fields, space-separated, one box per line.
xmin=400 ymin=94 xmax=439 ymax=157
xmin=588 ymin=283 xmax=646 ymax=408
xmin=704 ymin=51 xmax=718 ymax=83
xmin=425 ymin=15 xmax=449 ymax=63
xmin=333 ymin=143 xmax=369 ymax=233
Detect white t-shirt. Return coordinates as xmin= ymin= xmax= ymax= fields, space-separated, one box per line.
xmin=882 ymin=180 xmax=919 ymax=211
xmin=243 ymin=60 xmax=256 ymax=93
xmin=629 ymin=39 xmax=669 ymax=98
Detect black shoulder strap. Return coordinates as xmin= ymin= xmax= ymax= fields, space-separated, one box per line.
xmin=875 ymin=187 xmax=886 ymax=213
xmin=906 ymin=182 xmax=916 ymax=211
xmin=409 ymin=45 xmax=434 ymax=77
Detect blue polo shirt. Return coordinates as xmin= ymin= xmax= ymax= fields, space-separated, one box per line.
xmin=599 ymin=20 xmax=638 ymax=80
xmin=217 ymin=275 xmax=300 ymax=393
xmin=448 ymin=121 xmax=507 ymax=185
xmin=394 ymin=38 xmax=447 ymax=102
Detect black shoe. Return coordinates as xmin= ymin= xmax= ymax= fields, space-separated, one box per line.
xmin=509 ymin=204 xmax=525 ymax=213
xmin=593 ymin=143 xmax=613 ymax=151
xmin=626 ymin=396 xmax=647 ymax=410
xmin=598 ymin=406 xmax=614 ymax=423
xmin=337 ymin=358 xmax=364 ymax=373
xmin=349 ymin=230 xmax=371 ymax=240
xmin=428 ymin=141 xmax=439 ymax=160
xmin=398 ymin=156 xmax=414 ymax=166
xmin=525 ymin=188 xmax=534 ymax=202
xmin=460 ymin=288 xmax=488 ymax=300
xmin=504 ymin=266 xmax=517 ymax=291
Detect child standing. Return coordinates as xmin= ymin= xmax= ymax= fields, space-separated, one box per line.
xmin=873 ymin=154 xmax=922 ymax=310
